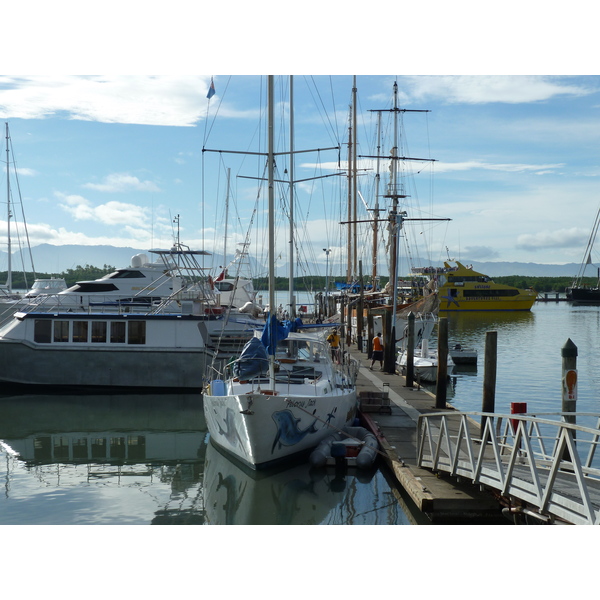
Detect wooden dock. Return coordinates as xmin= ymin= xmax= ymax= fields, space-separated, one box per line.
xmin=348 ymin=345 xmax=505 ymax=523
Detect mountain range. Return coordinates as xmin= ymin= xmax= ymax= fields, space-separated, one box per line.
xmin=0 ymin=243 xmax=587 ymax=279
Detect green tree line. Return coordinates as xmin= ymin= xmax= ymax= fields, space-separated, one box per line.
xmin=1 ymin=264 xmax=116 ymax=290
xmin=252 ymin=275 xmax=584 ymax=293
xmin=2 ymin=268 xmax=589 ymax=294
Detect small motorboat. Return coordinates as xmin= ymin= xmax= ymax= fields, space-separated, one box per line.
xmin=397 ymin=338 xmax=454 ymax=383
xmin=309 ymin=426 xmax=379 ymax=470
xmin=449 ymin=343 xmax=478 ymax=366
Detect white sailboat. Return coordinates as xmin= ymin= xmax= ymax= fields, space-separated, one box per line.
xmin=203 ymin=76 xmax=359 ymax=470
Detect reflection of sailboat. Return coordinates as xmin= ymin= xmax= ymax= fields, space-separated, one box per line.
xmin=203 ymin=441 xmax=374 ymax=525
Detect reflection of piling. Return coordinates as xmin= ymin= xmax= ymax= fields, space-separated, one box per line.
xmin=435 ymin=317 xmax=448 ymax=408
xmin=481 ymin=331 xmax=497 ymax=433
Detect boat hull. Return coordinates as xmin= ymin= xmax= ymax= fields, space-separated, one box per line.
xmin=566 ymin=287 xmax=600 ymax=304
xmin=203 ymin=389 xmax=358 ymax=470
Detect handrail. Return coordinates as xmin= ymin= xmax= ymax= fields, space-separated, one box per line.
xmin=417 ymin=411 xmax=600 ymax=525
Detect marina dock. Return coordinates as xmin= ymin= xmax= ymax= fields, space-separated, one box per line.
xmin=348 ymin=345 xmax=505 ymax=523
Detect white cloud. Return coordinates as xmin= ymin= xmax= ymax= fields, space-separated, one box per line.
xmin=404 ymin=75 xmax=595 ymax=105
xmin=0 ymin=75 xmax=214 ymax=126
xmin=83 ymin=173 xmax=161 ymax=193
xmin=55 ymin=192 xmax=150 ymax=226
xmin=516 ymin=228 xmax=587 ymax=251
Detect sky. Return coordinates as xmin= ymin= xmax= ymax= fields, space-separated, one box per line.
xmin=2 ymin=3 xmax=600 ymax=280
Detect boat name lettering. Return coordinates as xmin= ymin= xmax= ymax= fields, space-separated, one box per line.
xmin=289 ymin=399 xmax=316 ymax=409
xmin=474 ymin=285 xmax=491 ymax=289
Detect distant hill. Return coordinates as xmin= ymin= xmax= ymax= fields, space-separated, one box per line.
xmin=0 ymin=243 xmax=584 ymax=278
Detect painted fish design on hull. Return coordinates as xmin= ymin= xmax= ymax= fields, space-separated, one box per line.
xmin=271 ymin=409 xmax=318 ymax=453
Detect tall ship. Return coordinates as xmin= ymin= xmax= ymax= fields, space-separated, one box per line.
xmin=415 ymin=261 xmax=537 ymax=312
xmin=565 ymin=204 xmax=600 ymax=304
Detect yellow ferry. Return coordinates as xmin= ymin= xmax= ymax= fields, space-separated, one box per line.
xmin=415 ymin=261 xmax=537 ymax=312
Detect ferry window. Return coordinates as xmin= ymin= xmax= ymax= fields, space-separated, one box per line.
xmin=53 ymin=321 xmax=69 ymax=343
xmin=128 ymin=321 xmax=146 ymax=344
xmin=34 ymin=320 xmax=52 ymax=343
xmin=110 ymin=321 xmax=126 ymax=343
xmin=91 ymin=321 xmax=107 ymax=343
xmin=73 ymin=321 xmax=89 ymax=343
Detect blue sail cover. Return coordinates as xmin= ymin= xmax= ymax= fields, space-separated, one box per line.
xmin=260 ymin=313 xmax=292 ymax=355
xmin=233 ymin=337 xmax=269 ymax=380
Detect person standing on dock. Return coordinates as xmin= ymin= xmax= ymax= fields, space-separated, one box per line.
xmin=370 ymin=332 xmax=384 ymax=370
xmin=327 ymin=329 xmax=341 ymax=363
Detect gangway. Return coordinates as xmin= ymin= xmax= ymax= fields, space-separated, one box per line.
xmin=417 ymin=411 xmax=600 ymax=524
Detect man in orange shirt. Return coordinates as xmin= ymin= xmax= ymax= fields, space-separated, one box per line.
xmin=370 ymin=332 xmax=384 ymax=370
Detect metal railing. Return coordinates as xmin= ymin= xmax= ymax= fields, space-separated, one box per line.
xmin=417 ymin=411 xmax=600 ymax=524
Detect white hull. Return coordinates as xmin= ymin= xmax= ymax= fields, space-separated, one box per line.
xmin=397 ymin=342 xmax=454 ymax=383
xmin=204 ymin=330 xmax=359 ymax=469
xmin=0 ymin=311 xmax=262 ymax=389
xmin=204 ymin=387 xmax=357 ymax=469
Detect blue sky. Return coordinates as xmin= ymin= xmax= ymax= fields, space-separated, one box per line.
xmin=3 ymin=4 xmax=600 ymax=278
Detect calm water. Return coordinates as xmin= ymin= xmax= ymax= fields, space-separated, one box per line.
xmin=1 ymin=301 xmax=598 ymax=525
xmin=0 ymin=393 xmax=421 ymax=525
xmin=438 ymin=301 xmax=600 ymax=424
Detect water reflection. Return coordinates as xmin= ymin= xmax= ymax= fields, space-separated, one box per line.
xmin=204 ymin=441 xmax=407 ymax=525
xmin=0 ymin=393 xmax=417 ymax=525
xmin=0 ymin=392 xmax=207 ymax=525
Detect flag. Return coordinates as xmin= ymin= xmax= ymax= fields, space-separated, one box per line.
xmin=207 ymin=78 xmax=215 ymax=99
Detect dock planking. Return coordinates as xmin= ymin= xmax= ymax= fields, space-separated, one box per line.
xmin=349 ymin=346 xmax=505 ymax=524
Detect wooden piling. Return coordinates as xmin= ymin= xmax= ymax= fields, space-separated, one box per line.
xmin=405 ymin=312 xmax=415 ymax=387
xmin=435 ymin=317 xmax=448 ymax=408
xmin=481 ymin=331 xmax=497 ymax=431
xmin=561 ymin=338 xmax=578 ymax=429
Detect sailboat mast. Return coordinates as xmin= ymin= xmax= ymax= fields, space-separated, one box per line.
xmin=5 ymin=123 xmax=11 ymax=292
xmin=352 ymin=76 xmax=358 ymax=280
xmin=372 ymin=111 xmax=382 ymax=287
xmin=346 ymin=119 xmax=352 ymax=283
xmin=268 ymin=75 xmax=276 ymax=381
xmin=223 ymin=167 xmax=231 ymax=270
xmin=288 ymin=75 xmax=295 ymax=318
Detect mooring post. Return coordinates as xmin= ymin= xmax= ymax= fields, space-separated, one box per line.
xmin=481 ymin=330 xmax=497 ymax=433
xmin=561 ymin=338 xmax=578 ymax=433
xmin=405 ymin=312 xmax=415 ymax=387
xmin=435 ymin=317 xmax=448 ymax=408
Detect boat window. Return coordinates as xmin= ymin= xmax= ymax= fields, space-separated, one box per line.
xmin=128 ymin=321 xmax=146 ymax=344
xmin=108 ymin=270 xmax=146 ymax=279
xmin=91 ymin=438 xmax=107 ymax=459
xmin=110 ymin=437 xmax=127 ymax=459
xmin=69 ymin=283 xmax=120 ymax=293
xmin=91 ymin=321 xmax=107 ymax=343
xmin=464 ymin=289 xmax=519 ymax=298
xmin=34 ymin=320 xmax=52 ymax=343
xmin=53 ymin=321 xmax=69 ymax=343
xmin=215 ymin=281 xmax=235 ymax=292
xmin=110 ymin=321 xmax=126 ymax=344
xmin=73 ymin=321 xmax=89 ymax=343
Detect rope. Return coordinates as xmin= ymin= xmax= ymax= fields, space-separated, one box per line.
xmin=282 ymin=395 xmax=388 ymax=461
